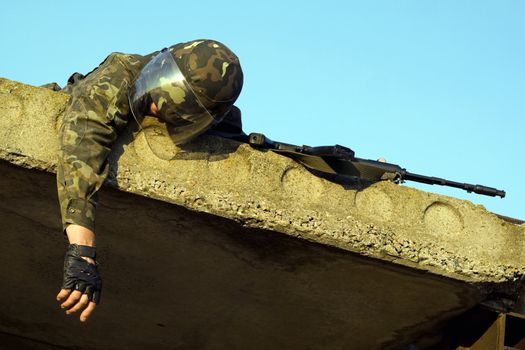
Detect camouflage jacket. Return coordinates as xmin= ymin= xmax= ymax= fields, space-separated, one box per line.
xmin=57 ymin=50 xmax=243 ymax=233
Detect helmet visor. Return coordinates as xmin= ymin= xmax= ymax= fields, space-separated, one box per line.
xmin=128 ymin=48 xmax=222 ymax=145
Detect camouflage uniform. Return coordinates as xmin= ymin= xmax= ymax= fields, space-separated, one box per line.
xmin=57 ymin=43 xmax=243 ymax=233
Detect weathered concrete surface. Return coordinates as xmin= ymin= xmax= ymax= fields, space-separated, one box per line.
xmin=0 ymin=77 xmax=524 ymax=349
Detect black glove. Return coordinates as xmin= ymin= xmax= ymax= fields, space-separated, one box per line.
xmin=62 ymin=244 xmax=102 ymax=304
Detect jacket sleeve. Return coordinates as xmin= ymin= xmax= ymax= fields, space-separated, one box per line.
xmin=56 ymin=53 xmax=135 ymax=233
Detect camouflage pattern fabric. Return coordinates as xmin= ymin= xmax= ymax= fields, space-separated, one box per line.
xmin=57 ymin=40 xmax=243 ymax=233
xmin=57 ymin=52 xmax=144 ymax=232
xmin=165 ymin=40 xmax=243 ymax=118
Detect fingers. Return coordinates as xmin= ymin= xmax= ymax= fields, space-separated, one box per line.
xmin=80 ymin=301 xmax=96 ymax=322
xmin=65 ymin=294 xmax=89 ymax=315
xmin=57 ymin=288 xmax=97 ymax=322
xmin=61 ymin=290 xmax=82 ymax=309
xmin=56 ymin=288 xmax=71 ymax=301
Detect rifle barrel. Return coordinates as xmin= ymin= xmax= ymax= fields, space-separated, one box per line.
xmin=404 ymin=172 xmax=506 ymax=198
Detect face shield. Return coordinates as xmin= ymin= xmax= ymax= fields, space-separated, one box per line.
xmin=128 ymin=48 xmax=227 ymax=149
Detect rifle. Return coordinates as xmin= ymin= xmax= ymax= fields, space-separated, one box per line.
xmin=245 ymin=132 xmax=506 ymax=198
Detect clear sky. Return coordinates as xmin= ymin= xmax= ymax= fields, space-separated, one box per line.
xmin=2 ymin=0 xmax=523 ymax=219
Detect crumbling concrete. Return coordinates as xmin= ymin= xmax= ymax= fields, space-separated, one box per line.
xmin=0 ymin=77 xmax=524 ymax=349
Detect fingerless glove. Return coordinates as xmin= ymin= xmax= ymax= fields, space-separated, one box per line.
xmin=62 ymin=244 xmax=102 ymax=304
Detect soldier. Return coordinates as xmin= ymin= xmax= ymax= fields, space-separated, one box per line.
xmin=55 ymin=39 xmax=244 ymax=322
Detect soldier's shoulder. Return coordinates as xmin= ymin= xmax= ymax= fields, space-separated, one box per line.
xmin=104 ymin=52 xmax=141 ymax=63
xmin=107 ymin=51 xmax=138 ymax=59
xmin=106 ymin=52 xmax=146 ymax=72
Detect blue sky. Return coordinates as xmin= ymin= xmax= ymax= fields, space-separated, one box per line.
xmin=1 ymin=0 xmax=523 ymax=219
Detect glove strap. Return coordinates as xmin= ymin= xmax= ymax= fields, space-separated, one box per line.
xmin=68 ymin=244 xmax=97 ymax=259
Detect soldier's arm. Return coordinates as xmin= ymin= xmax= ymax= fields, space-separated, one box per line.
xmin=56 ymin=53 xmax=135 ymax=233
xmin=56 ymin=53 xmax=137 ymax=322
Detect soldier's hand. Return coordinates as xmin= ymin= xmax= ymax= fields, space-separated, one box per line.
xmin=57 ymin=244 xmax=101 ymax=322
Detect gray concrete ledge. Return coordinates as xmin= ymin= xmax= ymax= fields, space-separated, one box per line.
xmin=1 ymin=77 xmax=523 ymax=284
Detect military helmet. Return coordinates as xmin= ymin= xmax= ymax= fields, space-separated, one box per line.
xmin=128 ymin=39 xmax=243 ymax=145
